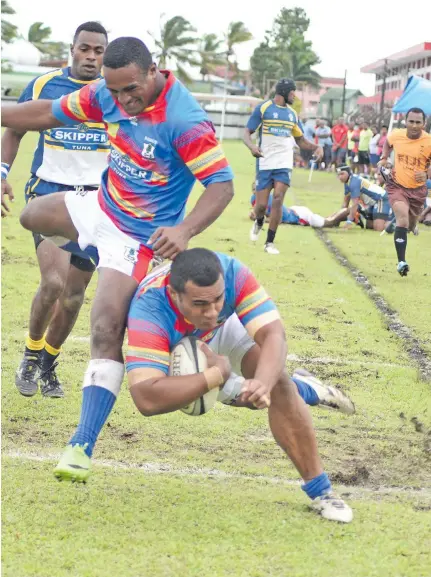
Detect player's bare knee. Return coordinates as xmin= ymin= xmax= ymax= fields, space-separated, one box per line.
xmin=40 ymin=273 xmax=66 ymax=302
xmin=61 ymin=288 xmax=85 ymax=315
xmin=19 ymin=204 xmax=35 ymax=231
xmin=255 ymin=203 xmax=266 ymax=218
xmin=91 ymin=314 xmax=125 ymax=354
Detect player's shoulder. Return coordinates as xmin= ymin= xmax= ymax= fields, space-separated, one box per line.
xmin=259 ymin=99 xmax=273 ymax=115
xmin=166 ymin=75 xmax=205 ymax=119
xmin=216 ymin=252 xmax=250 ymax=281
xmin=26 ymin=67 xmax=65 ymax=100
xmin=420 ymin=130 xmax=431 ymax=144
xmin=389 ymin=128 xmax=406 ymax=141
xmin=286 ymin=104 xmax=299 ymax=121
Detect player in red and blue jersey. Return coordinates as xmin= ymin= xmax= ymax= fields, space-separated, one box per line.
xmin=2 ymin=37 xmax=234 ymax=481
xmin=1 ymin=22 xmax=108 ymax=399
xmin=125 ymin=248 xmax=354 ymax=523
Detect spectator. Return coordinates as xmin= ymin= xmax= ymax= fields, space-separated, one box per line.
xmin=369 ymin=125 xmax=381 ymax=177
xmin=301 ymin=118 xmax=316 ymax=167
xmin=377 ymin=125 xmax=388 ymax=156
xmin=315 ymin=119 xmax=332 ymax=170
xmin=358 ymin=120 xmax=373 ymax=174
xmin=347 ymin=121 xmax=360 ymax=173
xmin=331 ymin=117 xmax=348 ymax=168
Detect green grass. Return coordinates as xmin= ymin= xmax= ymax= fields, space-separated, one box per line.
xmin=2 ymin=135 xmax=431 ymax=577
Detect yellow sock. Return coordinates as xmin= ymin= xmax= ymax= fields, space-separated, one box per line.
xmin=44 ymin=342 xmax=62 ymax=357
xmin=25 ymin=335 xmax=45 ymax=352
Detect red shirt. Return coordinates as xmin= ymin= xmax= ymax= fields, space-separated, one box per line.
xmin=332 ymin=124 xmax=348 ymax=149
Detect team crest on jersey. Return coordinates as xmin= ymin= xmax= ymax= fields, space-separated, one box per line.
xmin=289 ymin=114 xmax=294 ymax=121
xmin=273 ymin=113 xmax=278 ymax=119
xmin=124 ymin=247 xmax=138 ymax=264
xmin=141 ymin=142 xmax=156 ymax=160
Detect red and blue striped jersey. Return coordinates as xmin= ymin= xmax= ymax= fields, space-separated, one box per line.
xmin=52 ymin=71 xmax=233 ymax=244
xmin=126 ymin=253 xmax=280 ymax=374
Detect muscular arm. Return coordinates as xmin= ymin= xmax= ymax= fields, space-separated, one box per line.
xmin=1 ymin=100 xmax=63 ymax=131
xmin=342 ymin=193 xmax=351 ymax=209
xmin=128 ymin=368 xmax=211 ymax=416
xmin=380 ymin=139 xmax=393 ymax=162
xmin=348 ymin=198 xmax=359 ymax=222
xmin=243 ymin=127 xmax=255 ymax=151
xmin=251 ymin=320 xmax=287 ymax=391
xmin=1 ymin=128 xmax=26 ymax=166
xmin=179 ymin=180 xmax=234 ymax=239
xmin=295 ymin=135 xmax=318 ymax=152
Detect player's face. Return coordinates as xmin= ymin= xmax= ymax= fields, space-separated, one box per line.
xmin=406 ymin=112 xmax=425 ymax=138
xmin=337 ymin=171 xmax=349 ymax=183
xmin=286 ymin=90 xmax=295 ymax=105
xmin=173 ymin=276 xmax=225 ymax=330
xmin=104 ymin=63 xmax=157 ymax=116
xmin=71 ymin=31 xmax=107 ymax=80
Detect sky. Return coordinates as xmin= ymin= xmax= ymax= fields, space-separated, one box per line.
xmin=5 ymin=0 xmax=431 ymax=96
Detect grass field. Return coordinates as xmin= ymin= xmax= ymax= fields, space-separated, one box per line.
xmin=2 ymin=135 xmax=431 ymax=577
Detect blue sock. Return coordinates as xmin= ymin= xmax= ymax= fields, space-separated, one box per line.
xmin=292 ymin=376 xmax=320 ymax=406
xmin=69 ymin=385 xmax=117 ymax=457
xmin=302 ymin=472 xmax=332 ymax=500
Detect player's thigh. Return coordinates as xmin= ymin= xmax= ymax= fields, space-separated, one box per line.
xmin=210 ymin=314 xmax=255 ymax=375
xmin=20 ymin=192 xmax=78 ymax=240
xmin=96 ymin=212 xmax=154 ymax=283
xmin=391 ymin=199 xmax=409 ymax=220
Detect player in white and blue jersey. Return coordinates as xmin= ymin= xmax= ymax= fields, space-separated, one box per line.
xmin=337 ymin=166 xmax=392 ymax=232
xmin=244 ymin=78 xmax=323 ymax=254
xmin=1 ymin=22 xmax=108 ymax=398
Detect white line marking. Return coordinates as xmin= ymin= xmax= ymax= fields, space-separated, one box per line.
xmin=12 ymin=333 xmax=403 ymax=368
xmin=4 ymin=450 xmax=430 ymax=499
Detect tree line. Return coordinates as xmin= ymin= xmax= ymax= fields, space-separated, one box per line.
xmin=1 ymin=2 xmax=321 ymax=95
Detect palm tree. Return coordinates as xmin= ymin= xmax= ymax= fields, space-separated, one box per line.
xmin=197 ymin=33 xmax=225 ymax=81
xmin=1 ymin=0 xmax=18 ymax=44
xmin=149 ymin=15 xmax=198 ymax=85
xmin=28 ymin=22 xmax=52 ymax=53
xmin=224 ymin=21 xmax=252 ymax=80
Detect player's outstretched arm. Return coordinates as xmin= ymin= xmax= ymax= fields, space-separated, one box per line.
xmin=1 ymin=100 xmax=63 ymax=131
xmin=149 ymin=180 xmax=234 ymax=260
xmin=128 ymin=348 xmax=231 ymax=416
xmin=295 ymin=135 xmax=323 ymax=161
xmin=241 ymin=320 xmax=287 ymax=409
xmin=182 ymin=180 xmax=234 ymax=239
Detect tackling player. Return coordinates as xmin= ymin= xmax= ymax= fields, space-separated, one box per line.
xmin=1 ymin=37 xmax=234 ymax=480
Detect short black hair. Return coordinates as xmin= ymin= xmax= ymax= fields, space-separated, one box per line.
xmin=406 ymin=107 xmax=426 ymax=122
xmin=170 ymin=249 xmax=224 ymax=294
xmin=103 ymin=37 xmax=153 ymax=72
xmin=73 ymin=21 xmax=108 ymax=45
xmin=381 ymin=125 xmax=388 ymax=129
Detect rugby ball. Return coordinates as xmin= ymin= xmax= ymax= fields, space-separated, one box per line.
xmin=169 ymin=336 xmax=219 ymax=416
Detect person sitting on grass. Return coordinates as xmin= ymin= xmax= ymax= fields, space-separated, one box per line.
xmin=337 ymin=165 xmax=392 ymax=232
